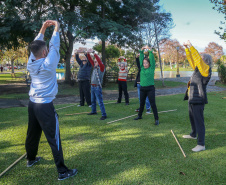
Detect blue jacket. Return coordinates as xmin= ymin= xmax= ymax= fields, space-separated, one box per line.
xmin=76 ymin=54 xmax=92 ymax=81
xmin=27 ymin=31 xmax=60 ymax=103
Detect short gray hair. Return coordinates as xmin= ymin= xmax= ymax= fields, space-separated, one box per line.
xmin=201 ymin=54 xmax=212 ymax=67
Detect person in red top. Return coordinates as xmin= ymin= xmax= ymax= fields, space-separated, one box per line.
xmin=116 ymin=56 xmax=129 ymax=105
xmin=86 ymin=49 xmax=107 ymax=120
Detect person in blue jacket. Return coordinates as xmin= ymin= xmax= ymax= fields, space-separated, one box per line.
xmin=26 ymin=20 xmax=77 ymax=180
xmin=74 ymin=49 xmax=92 ymax=107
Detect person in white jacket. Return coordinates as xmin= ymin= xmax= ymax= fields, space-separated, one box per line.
xmin=25 ymin=20 xmax=77 ymax=180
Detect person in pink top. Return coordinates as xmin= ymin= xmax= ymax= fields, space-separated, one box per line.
xmin=116 ymin=56 xmax=129 ymax=105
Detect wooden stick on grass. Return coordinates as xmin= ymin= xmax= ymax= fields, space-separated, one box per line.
xmin=171 ymin=130 xmax=186 ymax=158
xmin=66 ymin=110 xmax=100 ymax=116
xmin=107 ymin=109 xmax=177 ymax=124
xmin=56 ymin=104 xmax=78 ymax=111
xmin=0 ymin=153 xmax=27 ymax=177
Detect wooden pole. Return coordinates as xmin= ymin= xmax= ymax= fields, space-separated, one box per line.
xmin=171 ymin=130 xmax=186 ymax=158
xmin=107 ymin=109 xmax=177 ymax=124
xmin=66 ymin=111 xmax=100 ymax=116
xmin=0 ymin=153 xmax=27 ymax=177
xmin=56 ymin=104 xmax=78 ymax=111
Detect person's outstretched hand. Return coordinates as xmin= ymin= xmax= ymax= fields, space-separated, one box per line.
xmin=184 ymin=40 xmax=192 ymax=48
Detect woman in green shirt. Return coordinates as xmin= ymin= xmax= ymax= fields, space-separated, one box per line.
xmin=134 ymin=46 xmax=159 ymax=125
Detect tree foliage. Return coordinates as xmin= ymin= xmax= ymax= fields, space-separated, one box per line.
xmin=159 ymin=39 xmax=185 ymax=67
xmin=0 ymin=0 xmax=173 ymax=83
xmin=210 ymin=0 xmax=226 ymax=40
xmin=204 ymin=42 xmax=224 ymax=63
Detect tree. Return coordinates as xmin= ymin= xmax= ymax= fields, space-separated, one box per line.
xmin=85 ymin=0 xmax=160 ymax=63
xmin=2 ymin=46 xmax=27 ymax=73
xmin=204 ymin=42 xmax=224 ymax=63
xmin=220 ymin=55 xmax=226 ymax=63
xmin=210 ymin=0 xmax=226 ymax=40
xmin=93 ymin=42 xmax=120 ymax=72
xmin=159 ymin=39 xmax=185 ymax=68
xmin=0 ymin=0 xmax=90 ymax=83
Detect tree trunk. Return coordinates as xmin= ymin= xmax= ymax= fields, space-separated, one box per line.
xmin=11 ymin=60 xmax=14 ymax=74
xmin=64 ymin=30 xmax=74 ymax=84
xmin=101 ymin=39 xmax=107 ymax=87
xmin=101 ymin=4 xmax=107 ymax=87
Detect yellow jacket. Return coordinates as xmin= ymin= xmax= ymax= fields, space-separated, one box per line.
xmin=185 ymin=46 xmax=209 ymax=77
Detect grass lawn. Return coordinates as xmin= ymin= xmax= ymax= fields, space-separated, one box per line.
xmin=155 ymin=66 xmax=218 ymax=72
xmin=0 ymin=91 xmax=225 ymax=184
xmin=0 ymin=80 xmax=186 ymax=99
xmin=0 ymin=73 xmax=25 ymax=84
xmin=215 ymin=81 xmax=226 ymax=88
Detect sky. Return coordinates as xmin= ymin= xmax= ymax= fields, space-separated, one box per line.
xmin=73 ymin=0 xmax=226 ymax=54
xmin=159 ymin=0 xmax=226 ymax=53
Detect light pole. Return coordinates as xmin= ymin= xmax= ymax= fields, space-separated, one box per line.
xmin=176 ymin=46 xmax=180 ymax=77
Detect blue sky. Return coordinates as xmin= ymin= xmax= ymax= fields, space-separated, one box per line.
xmin=159 ymin=0 xmax=226 ymax=53
xmin=73 ymin=0 xmax=226 ymax=53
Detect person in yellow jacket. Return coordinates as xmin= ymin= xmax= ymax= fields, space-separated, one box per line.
xmin=183 ymin=40 xmax=212 ymax=152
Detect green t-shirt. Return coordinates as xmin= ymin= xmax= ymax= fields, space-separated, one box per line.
xmin=139 ymin=50 xmax=155 ymax=87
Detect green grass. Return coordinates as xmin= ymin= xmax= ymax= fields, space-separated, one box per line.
xmin=155 ymin=66 xmax=218 ymax=72
xmin=104 ymin=81 xmax=186 ymax=91
xmin=0 ymin=80 xmax=186 ymax=99
xmin=0 ymin=91 xmax=226 ymax=184
xmin=215 ymin=81 xmax=226 ymax=88
xmin=0 ymin=72 xmax=25 ymax=84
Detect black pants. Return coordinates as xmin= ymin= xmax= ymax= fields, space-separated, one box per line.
xmin=25 ymin=101 xmax=68 ymax=173
xmin=79 ymin=80 xmax=91 ymax=106
xmin=117 ymin=81 xmax=129 ymax=103
xmin=189 ymin=103 xmax=205 ymax=146
xmin=139 ymin=85 xmax=158 ymax=120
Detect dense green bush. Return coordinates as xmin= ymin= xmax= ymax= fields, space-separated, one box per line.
xmin=218 ymin=61 xmax=226 ymax=84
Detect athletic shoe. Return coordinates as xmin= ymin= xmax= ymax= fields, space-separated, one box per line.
xmin=88 ymin=105 xmax=92 ymax=108
xmin=134 ymin=116 xmax=142 ymax=120
xmin=77 ymin=105 xmax=83 ymax=107
xmin=58 ymin=169 xmax=78 ymax=181
xmin=87 ymin=112 xmax=97 ymax=115
xmin=183 ymin=135 xmax=197 ymax=139
xmin=27 ymin=157 xmax=41 ymax=167
xmin=192 ymin=145 xmax=205 ymax=152
xmin=125 ymin=103 xmax=129 ymax=105
xmin=146 ymin=109 xmax=151 ymax=114
xmin=135 ymin=108 xmax=140 ymax=112
xmin=116 ymin=102 xmax=121 ymax=104
xmin=100 ymin=116 xmax=107 ymax=120
xmin=155 ymin=120 xmax=160 ymax=125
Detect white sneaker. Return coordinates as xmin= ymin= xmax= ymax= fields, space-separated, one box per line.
xmin=77 ymin=105 xmax=81 ymax=107
xmin=192 ymin=145 xmax=205 ymax=152
xmin=183 ymin=135 xmax=197 ymax=139
xmin=89 ymin=105 xmax=92 ymax=108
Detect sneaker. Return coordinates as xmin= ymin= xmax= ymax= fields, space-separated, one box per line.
xmin=125 ymin=103 xmax=129 ymax=105
xmin=135 ymin=108 xmax=140 ymax=112
xmin=146 ymin=109 xmax=151 ymax=114
xmin=88 ymin=105 xmax=92 ymax=108
xmin=87 ymin=112 xmax=97 ymax=115
xmin=116 ymin=102 xmax=121 ymax=104
xmin=77 ymin=105 xmax=84 ymax=107
xmin=27 ymin=157 xmax=41 ymax=167
xmin=192 ymin=145 xmax=205 ymax=152
xmin=155 ymin=120 xmax=160 ymax=125
xmin=134 ymin=116 xmax=142 ymax=120
xmin=100 ymin=116 xmax=107 ymax=120
xmin=183 ymin=135 xmax=197 ymax=139
xmin=58 ymin=169 xmax=78 ymax=181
